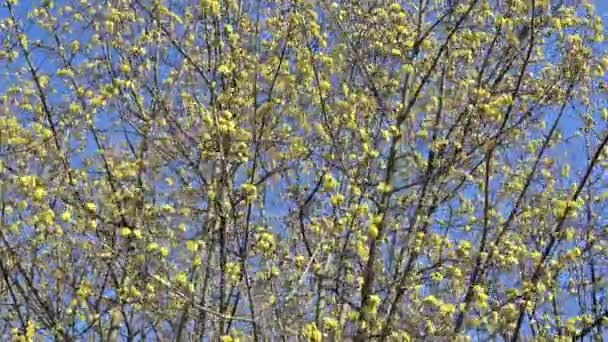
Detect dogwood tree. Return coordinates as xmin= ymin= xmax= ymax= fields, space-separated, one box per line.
xmin=0 ymin=0 xmax=607 ymax=340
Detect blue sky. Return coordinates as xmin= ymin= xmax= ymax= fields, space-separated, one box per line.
xmin=597 ymin=0 xmax=608 ymax=14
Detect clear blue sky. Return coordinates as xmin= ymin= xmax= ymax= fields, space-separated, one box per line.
xmin=597 ymin=0 xmax=608 ymax=23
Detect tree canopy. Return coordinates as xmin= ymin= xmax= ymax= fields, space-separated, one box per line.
xmin=1 ymin=0 xmax=608 ymax=340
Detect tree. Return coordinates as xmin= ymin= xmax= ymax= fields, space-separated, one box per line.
xmin=0 ymin=0 xmax=607 ymax=340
